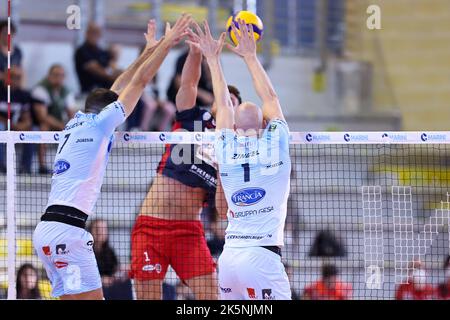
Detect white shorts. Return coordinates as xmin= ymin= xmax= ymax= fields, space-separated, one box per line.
xmin=33 ymin=221 xmax=102 ymax=298
xmin=218 ymin=246 xmax=291 ymax=300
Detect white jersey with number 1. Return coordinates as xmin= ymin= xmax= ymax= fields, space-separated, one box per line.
xmin=46 ymin=101 xmax=126 ymax=215
xmin=215 ymin=119 xmax=291 ymax=248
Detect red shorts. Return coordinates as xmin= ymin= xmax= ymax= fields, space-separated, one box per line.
xmin=130 ymin=216 xmax=216 ymax=281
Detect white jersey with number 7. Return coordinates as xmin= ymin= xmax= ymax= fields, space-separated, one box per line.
xmin=46 ymin=101 xmax=126 ymax=215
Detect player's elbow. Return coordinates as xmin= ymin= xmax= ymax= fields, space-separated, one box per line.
xmin=263 ymin=89 xmax=279 ymax=103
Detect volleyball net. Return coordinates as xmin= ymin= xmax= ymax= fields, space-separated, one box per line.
xmin=0 ymin=131 xmax=450 ymax=300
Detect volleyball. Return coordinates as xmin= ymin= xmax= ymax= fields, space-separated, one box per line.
xmin=226 ymin=11 xmax=264 ymax=45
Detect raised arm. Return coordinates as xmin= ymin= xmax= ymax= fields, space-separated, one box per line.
xmin=119 ymin=14 xmax=192 ymax=117
xmin=227 ymin=19 xmax=284 ymax=122
xmin=110 ymin=19 xmax=161 ymax=95
xmin=175 ymin=44 xmax=202 ymax=112
xmin=187 ymin=21 xmax=233 ymax=130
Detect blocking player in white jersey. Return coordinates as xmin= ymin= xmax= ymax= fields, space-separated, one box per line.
xmin=32 ymin=15 xmax=192 ymax=300
xmin=187 ymin=19 xmax=292 ymax=300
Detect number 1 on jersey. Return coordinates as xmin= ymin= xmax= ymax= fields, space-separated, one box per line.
xmin=241 ymin=163 xmax=250 ymax=182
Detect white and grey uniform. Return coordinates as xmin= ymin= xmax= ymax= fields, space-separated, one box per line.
xmin=33 ymin=101 xmax=126 ymax=298
xmin=215 ymin=119 xmax=292 ymax=300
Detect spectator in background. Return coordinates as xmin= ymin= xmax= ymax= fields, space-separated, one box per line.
xmin=284 ymin=263 xmax=300 ymax=300
xmin=107 ymin=44 xmax=122 ymax=77
xmin=0 ymin=20 xmax=22 ymax=81
xmin=166 ymin=48 xmax=214 ymax=108
xmin=436 ymin=256 xmax=450 ymax=299
xmin=395 ymin=261 xmax=435 ymax=300
xmin=302 ymin=264 xmax=352 ymax=300
xmin=75 ymin=22 xmax=120 ymax=94
xmin=16 ymin=264 xmax=41 ymax=299
xmin=88 ymin=219 xmax=133 ymax=300
xmin=0 ymin=66 xmax=41 ymax=174
xmin=32 ymin=64 xmax=76 ymax=174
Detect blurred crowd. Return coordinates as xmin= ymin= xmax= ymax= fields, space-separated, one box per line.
xmin=0 ymin=20 xmax=216 ymax=174
xmin=1 ymin=20 xmax=450 ymax=301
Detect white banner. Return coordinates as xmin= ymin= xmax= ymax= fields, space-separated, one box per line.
xmin=1 ymin=131 xmax=450 ymax=144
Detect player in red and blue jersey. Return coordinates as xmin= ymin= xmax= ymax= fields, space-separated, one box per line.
xmin=130 ymin=42 xmax=241 ymax=300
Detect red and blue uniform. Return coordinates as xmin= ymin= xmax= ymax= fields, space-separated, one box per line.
xmin=130 ymin=106 xmax=218 ymax=282
xmin=158 ymin=106 xmax=217 ymax=193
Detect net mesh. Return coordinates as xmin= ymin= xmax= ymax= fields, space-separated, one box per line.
xmin=1 ymin=135 xmax=450 ymax=300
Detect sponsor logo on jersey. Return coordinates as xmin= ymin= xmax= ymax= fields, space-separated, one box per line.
xmin=226 ymin=234 xmax=270 ymax=241
xmin=64 ymin=121 xmax=84 ymax=131
xmin=75 ymin=138 xmax=94 ymax=143
xmin=220 ymin=287 xmax=232 ymax=294
xmin=53 ymin=159 xmax=71 ymax=175
xmin=247 ymin=288 xmax=257 ymax=299
xmin=142 ymin=263 xmax=162 ymax=273
xmin=56 ymin=244 xmax=69 ymax=255
xmin=232 ymin=151 xmax=260 ymax=160
xmin=54 ymin=260 xmax=69 ymax=269
xmin=231 ymin=188 xmax=266 ymax=206
xmin=266 ymin=161 xmax=283 ymax=169
xmin=262 ymin=289 xmax=275 ymax=300
xmin=42 ymin=246 xmax=51 ymax=256
xmin=268 ymin=124 xmax=278 ymax=132
xmin=86 ymin=240 xmax=94 ymax=252
xmin=229 ymin=206 xmax=274 ymax=219
xmin=189 ymin=165 xmax=217 ymax=188
xmin=203 ymin=112 xmax=212 ymax=121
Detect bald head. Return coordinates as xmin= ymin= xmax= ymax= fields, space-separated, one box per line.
xmin=234 ymin=102 xmax=263 ymax=135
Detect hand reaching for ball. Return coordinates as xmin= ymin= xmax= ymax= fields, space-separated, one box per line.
xmin=227 ymin=19 xmax=257 ymax=59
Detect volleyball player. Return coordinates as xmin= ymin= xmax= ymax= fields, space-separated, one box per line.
xmin=187 ymin=19 xmax=292 ymax=300
xmin=129 ymin=37 xmax=242 ymax=301
xmin=32 ymin=14 xmax=192 ymax=300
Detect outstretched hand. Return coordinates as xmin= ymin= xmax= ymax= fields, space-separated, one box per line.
xmin=144 ymin=19 xmax=160 ymax=50
xmin=186 ymin=20 xmax=226 ymax=60
xmin=226 ymin=19 xmax=257 ymax=59
xmin=164 ymin=13 xmax=193 ymax=46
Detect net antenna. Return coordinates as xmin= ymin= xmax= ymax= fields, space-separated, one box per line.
xmin=362 ymin=185 xmax=384 ymax=289
xmin=392 ymin=187 xmax=450 ymax=284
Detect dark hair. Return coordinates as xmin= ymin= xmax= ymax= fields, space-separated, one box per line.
xmin=444 ymin=255 xmax=450 ymax=269
xmin=48 ymin=64 xmax=64 ymax=74
xmin=16 ymin=264 xmax=41 ymax=299
xmin=228 ymin=85 xmax=242 ymax=104
xmin=88 ymin=218 xmax=110 ymax=246
xmin=85 ymin=88 xmax=118 ymax=114
xmin=322 ymin=264 xmax=339 ymax=279
xmin=0 ymin=20 xmax=16 ymax=34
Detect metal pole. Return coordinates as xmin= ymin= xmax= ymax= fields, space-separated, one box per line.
xmin=149 ymin=0 xmax=163 ymax=39
xmin=92 ymin=0 xmax=105 ymax=28
xmin=10 ymin=0 xmax=20 ymax=26
xmin=208 ymin=0 xmax=218 ymax=37
xmin=76 ymin=0 xmax=89 ymax=46
xmin=6 ymin=133 xmax=16 ymax=300
xmin=261 ymin=0 xmax=274 ymax=69
xmin=316 ymin=0 xmax=328 ymax=70
xmin=287 ymin=0 xmax=298 ymax=53
xmin=242 ymin=0 xmax=248 ymax=11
